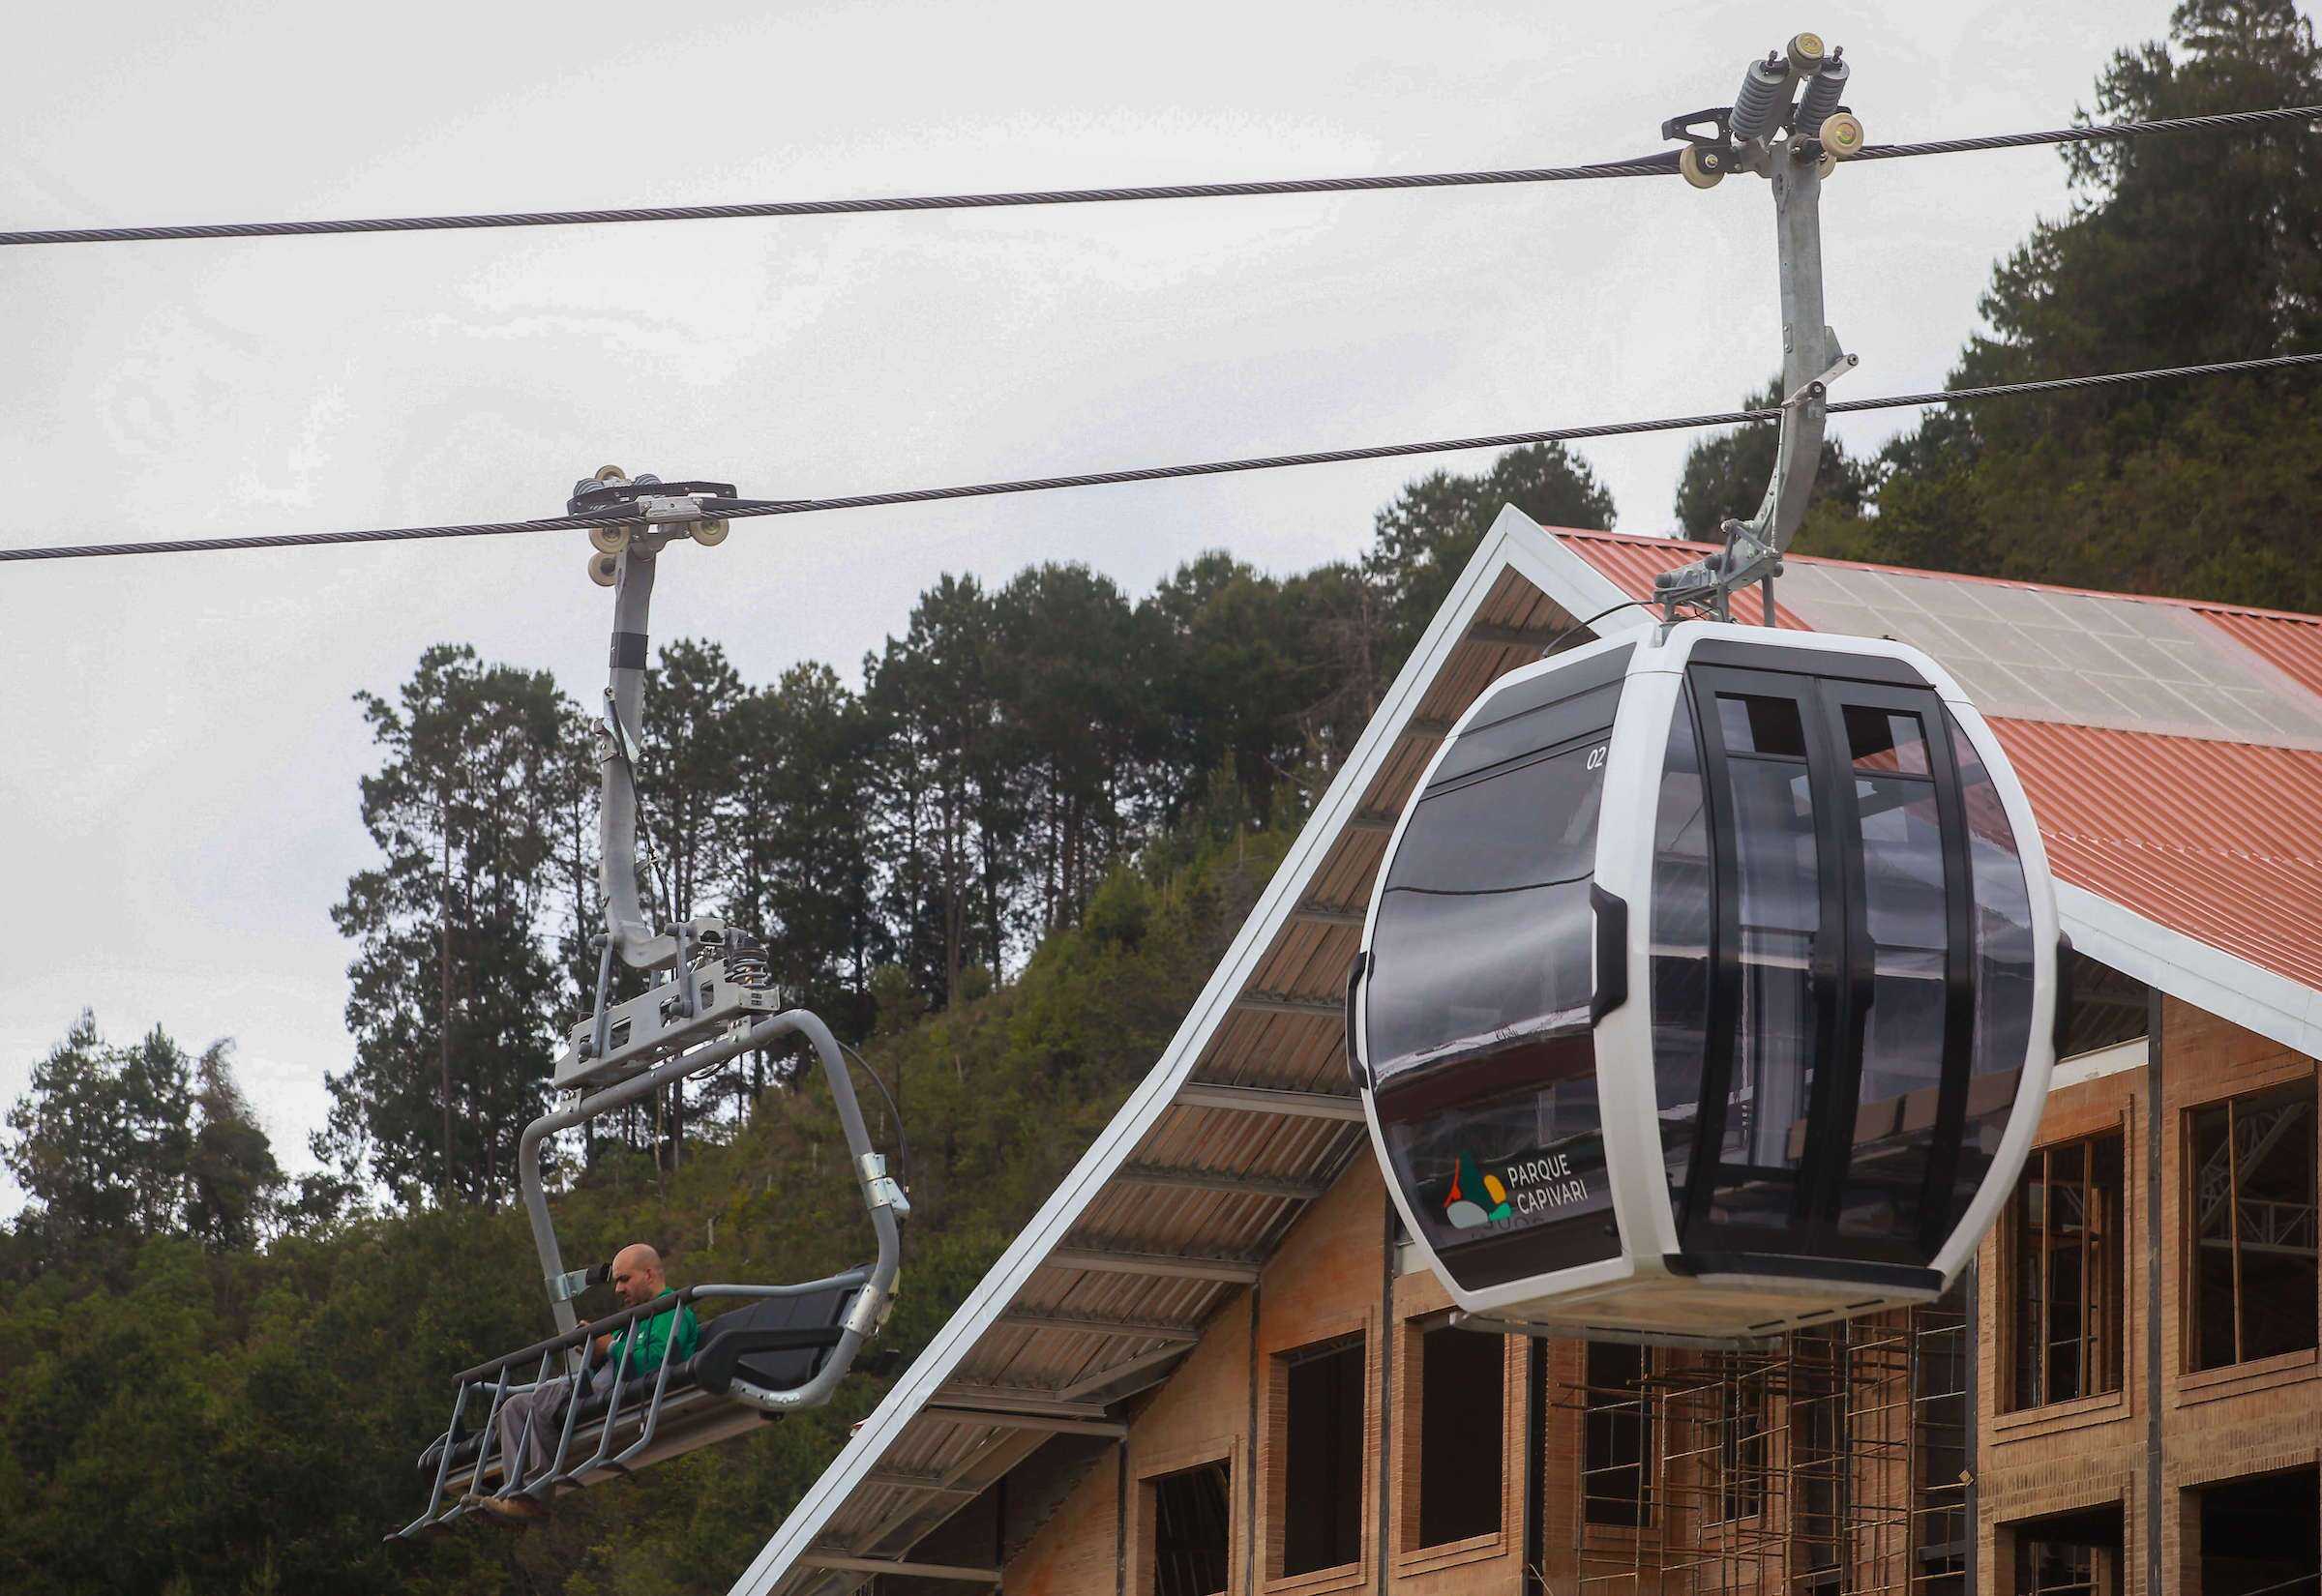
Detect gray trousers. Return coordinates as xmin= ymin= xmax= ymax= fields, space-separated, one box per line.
xmin=494 ymin=1363 xmax=612 ymax=1490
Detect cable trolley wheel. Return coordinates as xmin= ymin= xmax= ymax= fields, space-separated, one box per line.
xmin=1679 ymin=145 xmax=1725 ymax=190
xmin=590 ymin=524 xmax=632 ymax=555
xmin=1819 ymin=111 xmax=1866 ymax=160
xmin=588 ymin=552 xmax=620 ymax=587
xmin=1349 ymin=622 xmax=2060 ymax=1345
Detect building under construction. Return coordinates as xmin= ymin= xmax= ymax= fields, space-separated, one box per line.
xmin=730 ymin=522 xmax=2321 ymax=1596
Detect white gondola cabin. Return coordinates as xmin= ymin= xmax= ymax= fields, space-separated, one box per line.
xmin=1349 ymin=622 xmax=2062 ymax=1345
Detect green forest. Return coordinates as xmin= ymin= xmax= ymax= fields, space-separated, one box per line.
xmin=4 ymin=6 xmax=2317 ymax=1592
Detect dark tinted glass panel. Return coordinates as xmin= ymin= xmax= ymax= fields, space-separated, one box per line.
xmin=1152 ymin=1461 xmax=1232 ymax=1596
xmin=1836 ymin=755 xmax=1950 ymax=1245
xmin=1386 ymin=1073 xmax=1616 ymax=1282
xmin=1430 ymin=681 xmax=1624 ymax=789
xmin=1947 ymin=712 xmax=2037 ymax=1227
xmin=1368 ymin=738 xmax=1609 ymax=1081
xmin=1705 ymin=723 xmax=1821 ymax=1231
xmin=1652 ymin=687 xmax=1713 ymax=1223
xmin=1846 ymin=704 xmax=1932 ymax=776
xmin=1282 ymin=1342 xmax=1365 ymax=1575
xmin=1415 ymin=1327 xmax=1505 ymax=1546
xmin=1718 ymin=693 xmax=1809 ymax=758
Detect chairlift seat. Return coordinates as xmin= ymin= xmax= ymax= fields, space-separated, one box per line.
xmin=416 ymin=1281 xmax=860 ymax=1485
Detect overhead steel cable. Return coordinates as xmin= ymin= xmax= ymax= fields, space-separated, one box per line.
xmin=3 ymin=104 xmax=2317 ymax=249
xmin=7 ymin=350 xmax=2320 ymax=564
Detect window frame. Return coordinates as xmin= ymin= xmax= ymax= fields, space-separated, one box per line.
xmin=1264 ymin=1327 xmax=1372 ymax=1595
xmin=1394 ymin=1315 xmax=1517 ymax=1572
xmin=1138 ymin=1444 xmax=1240 ymax=1596
xmin=2004 ymin=1126 xmax=2128 ymax=1411
xmin=2181 ymin=1075 xmax=2320 ymax=1375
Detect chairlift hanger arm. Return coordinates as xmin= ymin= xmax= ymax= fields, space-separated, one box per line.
xmin=1652 ymin=33 xmax=1866 ymax=622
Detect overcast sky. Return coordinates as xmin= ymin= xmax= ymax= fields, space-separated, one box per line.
xmin=1 ymin=0 xmax=2197 ymax=1209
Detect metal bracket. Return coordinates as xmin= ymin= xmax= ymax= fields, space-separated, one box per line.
xmin=859 ymin=1151 xmax=911 ymax=1218
xmin=548 ymin=1261 xmax=610 ymax=1304
xmin=600 ymin=688 xmax=643 ymax=768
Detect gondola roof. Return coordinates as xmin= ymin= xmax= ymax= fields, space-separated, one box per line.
xmin=729 ymin=511 xmax=2322 ymax=1596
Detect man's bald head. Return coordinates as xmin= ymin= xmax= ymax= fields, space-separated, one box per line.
xmin=610 ymin=1244 xmax=667 ymax=1307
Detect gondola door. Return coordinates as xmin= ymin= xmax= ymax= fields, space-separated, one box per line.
xmin=1675 ymin=651 xmax=1977 ymax=1279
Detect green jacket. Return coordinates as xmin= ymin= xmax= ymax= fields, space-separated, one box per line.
xmin=603 ymin=1289 xmax=700 ymax=1381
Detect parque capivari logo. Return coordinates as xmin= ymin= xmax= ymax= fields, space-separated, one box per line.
xmin=1444 ymin=1150 xmax=1512 ymax=1228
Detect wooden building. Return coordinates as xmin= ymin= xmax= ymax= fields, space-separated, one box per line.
xmin=729 ymin=517 xmax=2322 ymax=1596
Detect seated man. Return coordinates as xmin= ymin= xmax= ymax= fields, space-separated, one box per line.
xmin=473 ymin=1242 xmax=700 ymax=1526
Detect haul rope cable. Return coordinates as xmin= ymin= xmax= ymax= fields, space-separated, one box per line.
xmin=7 ymin=351 xmax=2320 ymax=564
xmin=1 ymin=104 xmax=2315 ymax=249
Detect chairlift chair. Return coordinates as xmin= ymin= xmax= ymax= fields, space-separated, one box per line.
xmin=392 ymin=470 xmax=907 ymax=1539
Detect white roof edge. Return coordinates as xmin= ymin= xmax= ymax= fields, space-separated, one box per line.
xmin=728 ymin=512 xmax=1590 ymax=1596
xmin=2056 ymin=883 xmax=2322 ymax=1061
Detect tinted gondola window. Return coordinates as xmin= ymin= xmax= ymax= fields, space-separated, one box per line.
xmin=1704 ymin=692 xmax=1823 ymax=1232
xmin=1367 ymin=737 xmax=1610 ymax=1080
xmin=1652 ymin=687 xmax=1713 ymax=1220
xmin=1384 ymin=1075 xmax=1615 ymax=1278
xmin=1834 ymin=704 xmax=1951 ymax=1246
xmin=1946 ymin=712 xmax=2037 ymax=1227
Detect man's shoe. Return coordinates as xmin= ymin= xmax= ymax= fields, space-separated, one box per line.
xmin=472 ymin=1494 xmax=550 ymax=1528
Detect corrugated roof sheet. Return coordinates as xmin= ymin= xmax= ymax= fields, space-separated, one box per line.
xmin=1558 ymin=527 xmax=2322 ymax=996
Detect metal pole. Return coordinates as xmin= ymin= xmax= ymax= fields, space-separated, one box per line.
xmin=602 ymin=545 xmax=676 ymax=971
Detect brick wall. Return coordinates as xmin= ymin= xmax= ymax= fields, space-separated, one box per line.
xmin=994 ymin=996 xmax=2321 ymax=1596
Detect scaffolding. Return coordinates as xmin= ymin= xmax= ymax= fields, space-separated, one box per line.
xmin=1563 ymin=1300 xmax=1970 ymax=1596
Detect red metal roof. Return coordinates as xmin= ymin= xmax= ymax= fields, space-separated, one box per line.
xmin=1554 ymin=527 xmax=2322 ymax=998
xmin=2203 ymin=606 xmax=2322 ymax=700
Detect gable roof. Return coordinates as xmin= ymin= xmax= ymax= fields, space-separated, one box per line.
xmin=729 ymin=514 xmax=2322 ymax=1596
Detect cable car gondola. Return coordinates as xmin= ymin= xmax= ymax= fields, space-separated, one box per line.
xmin=1350 ymin=624 xmax=2061 ymax=1345
xmin=1351 ymin=35 xmax=2061 ymax=1345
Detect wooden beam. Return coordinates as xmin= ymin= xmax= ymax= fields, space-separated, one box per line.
xmin=1116 ymin=1163 xmax=1329 ymax=1201
xmin=996 ymin=1309 xmax=1203 ymax=1343
xmin=1290 ymin=901 xmax=1366 ymax=929
xmin=1345 ymin=809 xmax=1399 ymax=834
xmin=921 ymin=1406 xmax=1130 ymax=1437
xmin=932 ymin=1384 xmax=1114 ymax=1421
xmin=1174 ymin=1082 xmax=1366 ymax=1122
xmin=865 ymin=1471 xmax=983 ymax=1497
xmin=1234 ymin=991 xmax=1341 ymax=1019
xmin=1467 ymin=622 xmax=1564 ymax=649
xmin=1047 ymin=1246 xmax=1262 ymax=1284
xmin=799 ymin=1553 xmax=1000 ymax=1583
xmin=1056 ymin=1341 xmax=1195 ymax=1402
xmin=1405 ymin=716 xmax=1454 ymax=739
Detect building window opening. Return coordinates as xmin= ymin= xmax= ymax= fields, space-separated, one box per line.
xmin=2188 ymin=1079 xmax=2318 ymax=1372
xmin=1279 ymin=1336 xmax=1364 ymax=1577
xmin=2008 ymin=1132 xmax=2126 ymax=1407
xmin=1581 ymin=1342 xmax=1651 ymax=1527
xmin=2196 ymin=1465 xmax=2319 ymax=1596
xmin=1151 ymin=1461 xmax=1232 ymax=1596
xmin=1412 ymin=1324 xmax=1504 ymax=1548
xmin=2009 ymin=1503 xmax=2124 ymax=1596
xmin=2056 ymin=953 xmax=2149 ymax=1057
